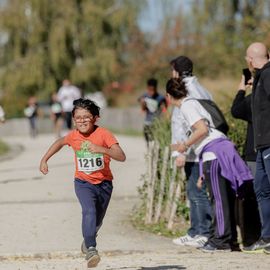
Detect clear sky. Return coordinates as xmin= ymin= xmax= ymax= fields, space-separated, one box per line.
xmin=138 ymin=0 xmax=191 ymax=33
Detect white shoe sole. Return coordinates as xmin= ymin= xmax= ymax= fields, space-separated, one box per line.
xmin=81 ymin=241 xmax=88 ymax=254
xmin=87 ymin=254 xmax=101 ymax=268
xmin=185 ymin=242 xmax=203 ymax=248
xmin=201 ymin=248 xmax=231 ymax=253
xmin=172 ymin=241 xmax=186 ymax=246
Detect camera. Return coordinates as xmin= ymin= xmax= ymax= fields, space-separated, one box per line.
xmin=242 ymin=68 xmax=252 ymax=85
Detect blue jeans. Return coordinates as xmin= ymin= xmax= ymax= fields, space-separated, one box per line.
xmin=185 ymin=162 xmax=212 ymax=237
xmin=254 ymin=147 xmax=270 ymax=239
xmin=74 ymin=179 xmax=113 ymax=248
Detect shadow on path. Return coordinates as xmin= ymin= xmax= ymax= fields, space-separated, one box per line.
xmin=140 ymin=266 xmax=186 ymax=270
xmin=108 ymin=266 xmax=186 ymax=270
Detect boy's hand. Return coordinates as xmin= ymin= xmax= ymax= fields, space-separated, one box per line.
xmin=88 ymin=143 xmax=105 ymax=154
xmin=40 ymin=160 xmax=49 ymax=175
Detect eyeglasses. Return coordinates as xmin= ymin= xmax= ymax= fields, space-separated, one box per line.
xmin=74 ymin=116 xmax=93 ymax=123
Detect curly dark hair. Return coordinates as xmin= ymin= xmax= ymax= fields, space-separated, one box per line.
xmin=72 ymin=98 xmax=100 ymax=117
xmin=166 ymin=78 xmax=188 ymax=99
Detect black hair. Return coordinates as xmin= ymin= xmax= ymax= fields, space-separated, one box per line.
xmin=166 ymin=78 xmax=188 ymax=100
xmin=147 ymin=78 xmax=158 ymax=89
xmin=72 ymin=98 xmax=100 ymax=117
xmin=170 ymin=56 xmax=193 ymax=77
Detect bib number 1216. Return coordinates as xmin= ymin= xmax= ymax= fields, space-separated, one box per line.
xmin=77 ymin=155 xmax=104 ymax=173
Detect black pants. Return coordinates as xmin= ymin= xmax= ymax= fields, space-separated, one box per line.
xmin=236 ymin=181 xmax=261 ymax=246
xmin=64 ymin=111 xmax=73 ymax=130
xmin=204 ymin=161 xmax=237 ymax=249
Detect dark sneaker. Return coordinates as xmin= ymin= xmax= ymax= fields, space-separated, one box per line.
xmin=242 ymin=239 xmax=270 ymax=253
xmin=200 ymin=243 xmax=231 ymax=253
xmin=264 ymin=245 xmax=270 ymax=254
xmin=231 ymin=242 xmax=241 ymax=252
xmin=85 ymin=247 xmax=100 ymax=268
xmin=81 ymin=240 xmax=88 ymax=254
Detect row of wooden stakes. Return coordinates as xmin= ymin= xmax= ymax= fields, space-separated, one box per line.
xmin=144 ymin=141 xmax=186 ymax=229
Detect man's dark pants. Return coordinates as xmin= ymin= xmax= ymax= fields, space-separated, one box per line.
xmin=254 ymin=147 xmax=270 ymax=241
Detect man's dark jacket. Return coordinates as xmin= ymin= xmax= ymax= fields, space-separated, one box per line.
xmin=251 ymin=61 xmax=270 ymax=149
xmin=231 ymin=91 xmax=256 ymax=161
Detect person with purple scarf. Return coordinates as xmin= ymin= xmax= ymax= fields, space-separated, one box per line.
xmin=166 ymin=78 xmax=253 ymax=252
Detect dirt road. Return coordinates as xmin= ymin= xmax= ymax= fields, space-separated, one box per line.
xmin=0 ymin=134 xmax=269 ymax=270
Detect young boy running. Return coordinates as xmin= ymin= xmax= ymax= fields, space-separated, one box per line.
xmin=39 ymin=98 xmax=126 ymax=268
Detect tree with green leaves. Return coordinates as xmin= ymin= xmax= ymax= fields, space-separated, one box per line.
xmin=0 ymin=0 xmax=145 ymax=117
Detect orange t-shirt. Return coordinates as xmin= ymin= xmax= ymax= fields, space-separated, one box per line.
xmin=64 ymin=126 xmax=118 ymax=184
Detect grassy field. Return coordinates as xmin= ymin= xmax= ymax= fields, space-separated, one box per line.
xmin=0 ymin=140 xmax=9 ymax=156
xmin=110 ymin=128 xmax=143 ymax=137
xmin=115 ymin=76 xmax=241 ymax=111
xmin=200 ymin=77 xmax=241 ymax=110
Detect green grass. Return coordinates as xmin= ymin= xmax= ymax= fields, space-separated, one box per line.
xmin=109 ymin=128 xmax=143 ymax=137
xmin=0 ymin=140 xmax=9 ymax=156
xmin=131 ymin=206 xmax=189 ymax=238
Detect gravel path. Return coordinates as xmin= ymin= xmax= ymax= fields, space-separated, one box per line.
xmin=0 ymin=134 xmax=269 ymax=270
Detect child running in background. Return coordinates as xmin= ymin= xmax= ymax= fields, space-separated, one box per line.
xmin=24 ymin=96 xmax=39 ymax=137
xmin=39 ymin=98 xmax=126 ymax=268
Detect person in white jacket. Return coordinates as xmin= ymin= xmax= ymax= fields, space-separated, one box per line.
xmin=170 ymin=56 xmax=212 ymax=248
xmin=57 ymin=79 xmax=81 ymax=130
xmin=0 ymin=105 xmax=5 ymax=123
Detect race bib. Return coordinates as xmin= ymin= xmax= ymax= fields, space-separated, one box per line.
xmin=76 ymin=151 xmax=104 ymax=174
xmin=51 ymin=103 xmax=62 ymax=114
xmin=144 ymin=97 xmax=158 ymax=113
xmin=24 ymin=106 xmax=35 ymax=117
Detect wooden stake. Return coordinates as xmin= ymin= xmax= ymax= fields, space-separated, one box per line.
xmin=154 ymin=146 xmax=169 ymax=223
xmin=146 ymin=142 xmax=160 ymax=224
xmin=145 ymin=141 xmax=155 ymax=224
xmin=167 ymin=168 xmax=185 ymax=229
xmin=165 ymin=159 xmax=177 ymax=220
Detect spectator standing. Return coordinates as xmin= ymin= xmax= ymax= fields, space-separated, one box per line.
xmin=243 ymin=42 xmax=270 ymax=253
xmin=170 ymin=56 xmax=212 ymax=248
xmin=231 ymin=74 xmax=261 ymax=248
xmin=57 ymin=79 xmax=81 ymax=130
xmin=167 ymin=78 xmax=253 ymax=252
xmin=0 ymin=105 xmax=5 ymax=123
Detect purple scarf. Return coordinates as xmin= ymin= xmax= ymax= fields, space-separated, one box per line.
xmin=199 ymin=138 xmax=253 ymax=191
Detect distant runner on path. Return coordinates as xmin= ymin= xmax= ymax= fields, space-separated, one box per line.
xmin=57 ymin=79 xmax=81 ymax=130
xmin=39 ymin=98 xmax=126 ymax=268
xmin=138 ymin=78 xmax=167 ymax=146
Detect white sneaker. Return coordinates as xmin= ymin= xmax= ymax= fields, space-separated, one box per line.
xmin=185 ymin=235 xmax=208 ymax=248
xmin=172 ymin=234 xmax=195 ymax=246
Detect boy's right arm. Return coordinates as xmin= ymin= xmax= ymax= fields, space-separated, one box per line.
xmin=40 ymin=137 xmax=66 ymax=175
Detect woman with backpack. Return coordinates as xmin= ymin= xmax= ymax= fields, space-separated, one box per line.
xmin=167 ymin=77 xmax=253 ymax=252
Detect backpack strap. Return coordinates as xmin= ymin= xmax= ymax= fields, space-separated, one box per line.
xmin=182 ymin=98 xmax=215 ymax=130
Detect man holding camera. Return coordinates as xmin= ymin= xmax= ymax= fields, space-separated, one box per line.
xmin=231 ymin=69 xmax=261 ymax=249
xmin=242 ymin=42 xmax=270 ymax=253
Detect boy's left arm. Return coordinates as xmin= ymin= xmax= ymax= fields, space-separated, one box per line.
xmin=89 ymin=143 xmax=126 ymax=162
